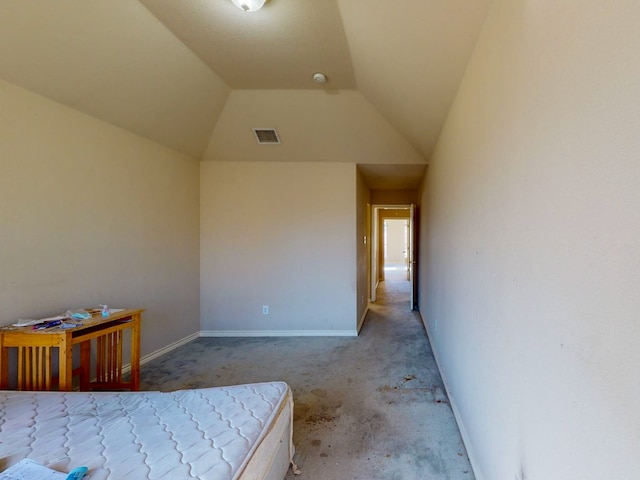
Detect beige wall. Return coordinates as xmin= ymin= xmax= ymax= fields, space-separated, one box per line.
xmin=200 ymin=161 xmax=357 ymax=335
xmin=420 ymin=1 xmax=640 ymax=479
xmin=0 ymin=80 xmax=201 ymax=356
xmin=201 ymin=87 xmax=424 ymax=335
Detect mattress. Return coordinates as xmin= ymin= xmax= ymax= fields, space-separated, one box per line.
xmin=0 ymin=381 xmax=298 ymax=479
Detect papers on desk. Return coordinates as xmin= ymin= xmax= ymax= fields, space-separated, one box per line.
xmin=12 ymin=316 xmax=66 ymax=327
xmin=0 ymin=459 xmax=66 ymax=480
xmin=11 ymin=319 xmax=40 ymax=327
xmin=12 ymin=309 xmax=127 ymax=327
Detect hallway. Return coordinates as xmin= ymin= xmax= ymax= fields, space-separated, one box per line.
xmin=140 ymin=277 xmax=473 ymax=479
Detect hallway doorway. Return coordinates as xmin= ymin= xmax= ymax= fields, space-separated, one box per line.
xmin=370 ymin=205 xmax=417 ymax=310
xmin=383 ymin=218 xmax=410 ymax=282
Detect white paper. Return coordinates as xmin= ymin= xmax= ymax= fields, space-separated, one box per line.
xmin=12 ymin=319 xmax=40 ymax=327
xmin=13 ymin=315 xmax=66 ymax=327
xmin=0 ymin=459 xmax=66 ymax=480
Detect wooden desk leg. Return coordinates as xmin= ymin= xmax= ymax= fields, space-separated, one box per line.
xmin=58 ymin=337 xmax=73 ymax=391
xmin=80 ymin=340 xmax=91 ymax=391
xmin=130 ymin=314 xmax=141 ymax=391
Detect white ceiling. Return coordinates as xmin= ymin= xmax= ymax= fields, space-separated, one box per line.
xmin=0 ymin=1 xmax=229 ymax=159
xmin=0 ymin=0 xmax=493 ymax=189
xmin=138 ymin=0 xmax=357 ymax=89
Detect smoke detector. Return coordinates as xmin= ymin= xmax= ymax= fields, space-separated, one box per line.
xmin=253 ymin=128 xmax=281 ymax=144
xmin=312 ymin=72 xmax=328 ymax=84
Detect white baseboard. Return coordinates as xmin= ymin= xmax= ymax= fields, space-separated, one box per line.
xmin=200 ymin=329 xmax=358 ymax=337
xmin=418 ymin=311 xmax=482 ymax=480
xmin=121 ymin=328 xmax=359 ymax=379
xmin=121 ymin=329 xmax=357 ymax=375
xmin=121 ymin=331 xmax=200 ymax=374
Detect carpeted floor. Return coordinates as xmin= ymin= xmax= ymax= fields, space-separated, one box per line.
xmin=140 ymin=275 xmax=475 ymax=480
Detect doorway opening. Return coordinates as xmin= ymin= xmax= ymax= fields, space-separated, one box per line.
xmin=370 ymin=204 xmax=418 ymax=310
xmin=383 ymin=218 xmax=410 ymax=282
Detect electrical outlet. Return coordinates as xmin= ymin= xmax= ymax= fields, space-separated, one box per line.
xmin=262 ymin=305 xmax=269 ymax=315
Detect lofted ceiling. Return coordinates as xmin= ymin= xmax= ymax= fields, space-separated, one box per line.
xmin=0 ymin=0 xmax=492 ymax=189
xmin=137 ymin=0 xmax=357 ymax=90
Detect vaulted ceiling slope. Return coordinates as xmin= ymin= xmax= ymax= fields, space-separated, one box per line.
xmin=0 ymin=0 xmax=492 ymax=170
xmin=337 ymin=0 xmax=494 ymax=159
xmin=137 ymin=0 xmax=357 ymax=90
xmin=0 ymin=1 xmax=229 ymax=159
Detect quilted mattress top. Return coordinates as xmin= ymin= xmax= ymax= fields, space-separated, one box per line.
xmin=0 ymin=381 xmax=290 ymax=479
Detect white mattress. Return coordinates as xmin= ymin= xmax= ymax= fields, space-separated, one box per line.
xmin=0 ymin=381 xmax=297 ymax=479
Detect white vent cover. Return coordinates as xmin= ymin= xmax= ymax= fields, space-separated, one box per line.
xmin=253 ymin=128 xmax=281 ymax=144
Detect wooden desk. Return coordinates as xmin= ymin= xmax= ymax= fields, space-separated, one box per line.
xmin=0 ymin=308 xmax=142 ymax=391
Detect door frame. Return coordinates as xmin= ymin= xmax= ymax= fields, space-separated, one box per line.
xmin=370 ymin=204 xmax=417 ymax=308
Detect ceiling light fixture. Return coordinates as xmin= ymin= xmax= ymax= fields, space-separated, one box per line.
xmin=230 ymin=0 xmax=266 ymax=12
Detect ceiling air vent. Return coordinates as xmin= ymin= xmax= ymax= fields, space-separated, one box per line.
xmin=253 ymin=128 xmax=281 ymax=144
